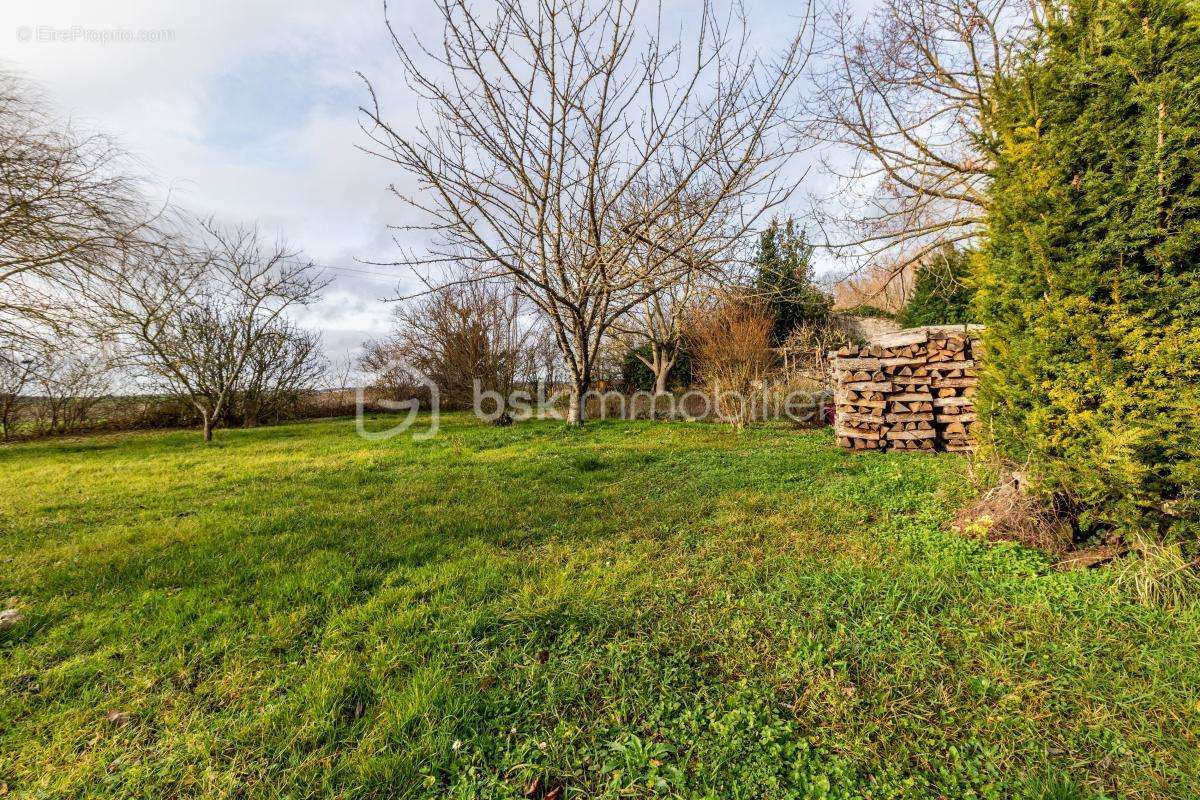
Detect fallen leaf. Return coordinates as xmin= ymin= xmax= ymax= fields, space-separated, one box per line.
xmin=106 ymin=711 xmax=132 ymax=727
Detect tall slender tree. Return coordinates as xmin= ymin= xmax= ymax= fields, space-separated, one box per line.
xmin=753 ymin=218 xmax=831 ymax=345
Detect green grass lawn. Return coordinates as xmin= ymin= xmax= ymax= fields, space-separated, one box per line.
xmin=2 ymin=415 xmax=1198 ymax=799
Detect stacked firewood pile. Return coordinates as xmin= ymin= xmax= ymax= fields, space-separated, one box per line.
xmin=831 ymin=325 xmax=983 ymax=453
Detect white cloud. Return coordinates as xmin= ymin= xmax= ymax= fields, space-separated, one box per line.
xmin=0 ymin=0 xmax=882 ymax=361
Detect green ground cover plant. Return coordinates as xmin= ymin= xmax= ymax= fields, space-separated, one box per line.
xmin=2 ymin=415 xmax=1199 ymax=798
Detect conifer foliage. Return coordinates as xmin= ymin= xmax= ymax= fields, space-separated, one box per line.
xmin=977 ymin=0 xmax=1200 ymax=544
xmin=898 ymin=245 xmax=975 ymax=328
xmin=753 ymin=219 xmax=832 ymax=345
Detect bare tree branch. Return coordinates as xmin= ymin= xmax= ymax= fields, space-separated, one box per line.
xmin=359 ymin=0 xmax=814 ymax=423
xmin=802 ymin=0 xmax=1048 ymax=287
xmin=0 ymin=69 xmax=158 ymax=343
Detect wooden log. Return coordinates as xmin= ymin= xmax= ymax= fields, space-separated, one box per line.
xmin=836 ymin=396 xmax=886 ymax=409
xmin=840 ymin=412 xmax=885 ymax=425
xmin=841 ymin=381 xmax=893 ymax=392
xmin=836 ymin=426 xmax=882 ymax=441
xmin=886 ymin=429 xmax=938 ymax=441
xmin=833 ymin=357 xmax=883 ymax=370
xmin=886 ymin=412 xmax=935 ymax=423
xmin=933 ymin=396 xmax=974 ymax=408
xmin=873 ymin=329 xmax=929 ymax=349
xmin=929 ymin=377 xmax=977 ymax=388
xmin=920 ymin=324 xmax=985 ymax=338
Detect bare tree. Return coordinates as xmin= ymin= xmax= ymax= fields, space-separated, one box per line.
xmin=616 ymin=273 xmax=702 ymax=396
xmin=359 ymin=337 xmax=422 ymax=405
xmin=831 ymin=257 xmax=914 ymax=314
xmin=804 ymin=0 xmax=1046 ymax=280
xmin=368 ymin=276 xmax=540 ymax=418
xmin=0 ymin=346 xmax=37 ymax=438
xmin=90 ymin=220 xmax=327 ymax=442
xmin=525 ymin=323 xmax=565 ymax=399
xmin=612 ymin=184 xmax=736 ymax=396
xmin=320 ymin=355 xmax=361 ymax=417
xmin=0 ymin=70 xmax=152 ymax=343
xmin=29 ymin=345 xmax=114 ymax=435
xmin=360 ymin=0 xmax=813 ymax=423
xmin=236 ymin=321 xmax=325 ymax=427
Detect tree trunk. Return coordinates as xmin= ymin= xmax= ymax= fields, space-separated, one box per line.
xmin=653 ymin=345 xmax=675 ymax=396
xmin=243 ymin=400 xmax=259 ymax=428
xmin=566 ymin=379 xmax=586 ymax=425
xmin=565 ymin=329 xmax=592 ymax=426
xmin=202 ymin=414 xmax=213 ymax=443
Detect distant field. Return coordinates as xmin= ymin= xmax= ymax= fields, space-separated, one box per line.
xmin=2 ymin=415 xmax=1198 ymax=798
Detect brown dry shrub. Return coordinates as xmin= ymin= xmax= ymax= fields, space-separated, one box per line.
xmin=953 ymin=470 xmax=1074 ymax=556
xmin=686 ymin=294 xmax=774 ymax=429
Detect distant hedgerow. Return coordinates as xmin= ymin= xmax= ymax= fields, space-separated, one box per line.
xmin=976 ymin=0 xmax=1200 ymax=545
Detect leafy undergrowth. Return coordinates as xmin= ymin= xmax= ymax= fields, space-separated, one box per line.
xmin=1 ymin=415 xmax=1198 ymax=799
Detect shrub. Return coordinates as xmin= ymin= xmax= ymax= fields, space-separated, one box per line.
xmin=976 ymin=0 xmax=1200 ymax=546
xmin=687 ymin=294 xmax=774 ymax=429
xmin=364 ymin=279 xmax=542 ymax=415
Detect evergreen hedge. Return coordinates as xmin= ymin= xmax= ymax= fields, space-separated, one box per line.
xmin=976 ymin=0 xmax=1200 ymax=544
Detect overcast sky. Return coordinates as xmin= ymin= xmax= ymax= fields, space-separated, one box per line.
xmin=1 ymin=0 xmax=875 ymax=361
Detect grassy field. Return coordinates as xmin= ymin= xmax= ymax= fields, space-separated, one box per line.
xmin=2 ymin=415 xmax=1199 ymax=799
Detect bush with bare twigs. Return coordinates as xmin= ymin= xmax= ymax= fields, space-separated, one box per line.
xmin=687 ymin=295 xmax=775 ymax=429
xmin=362 ymin=279 xmax=543 ymax=420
